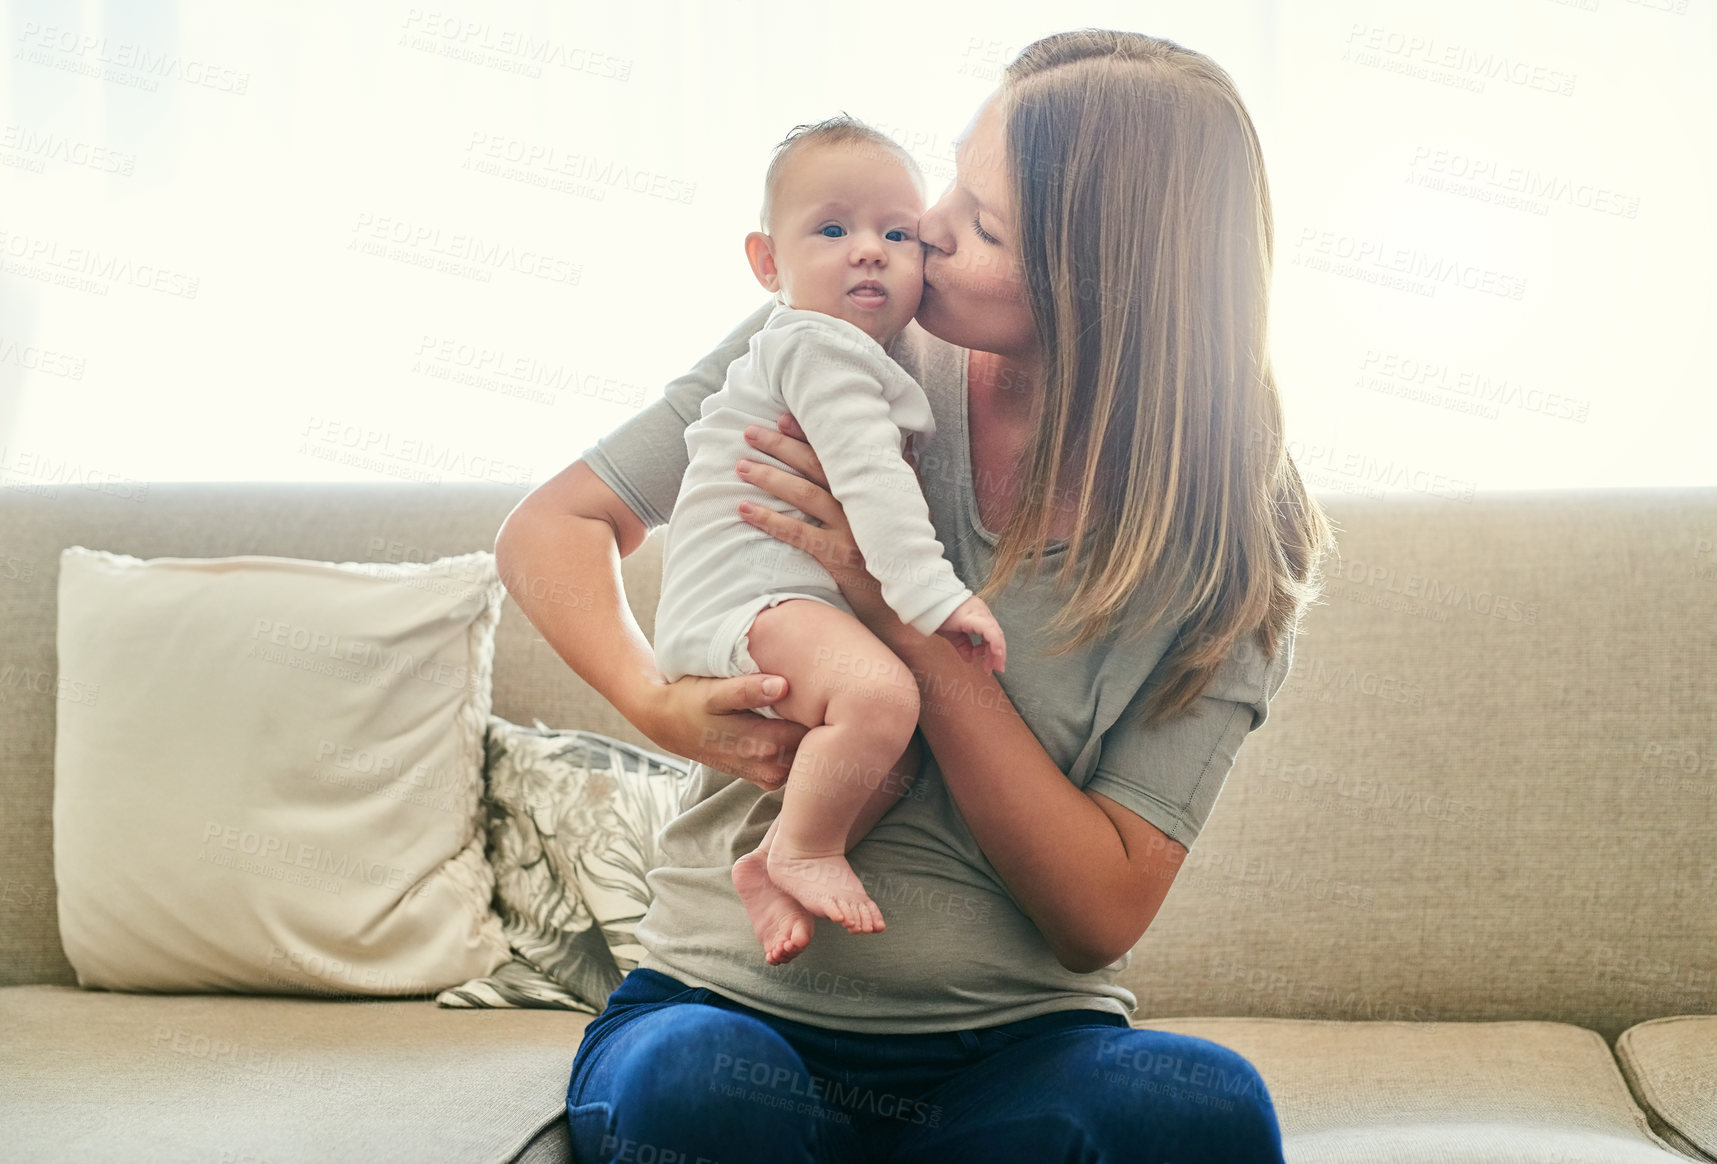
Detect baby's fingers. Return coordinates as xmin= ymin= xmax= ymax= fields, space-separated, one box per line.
xmin=938 ymin=627 xmax=976 ymax=663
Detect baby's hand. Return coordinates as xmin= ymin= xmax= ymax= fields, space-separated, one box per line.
xmin=935 ymin=596 xmax=1007 ymax=674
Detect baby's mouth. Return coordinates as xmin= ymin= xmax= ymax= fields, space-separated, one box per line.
xmin=848 ymin=281 xmax=887 ymax=309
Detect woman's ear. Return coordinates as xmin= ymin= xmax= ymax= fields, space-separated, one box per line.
xmin=744 ymin=232 xmax=780 ymax=294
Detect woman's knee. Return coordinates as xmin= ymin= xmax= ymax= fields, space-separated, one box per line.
xmin=614 ymin=1006 xmax=794 ymax=1107
xmin=597 ymin=1006 xmax=825 ymax=1157
xmin=1080 ymin=1029 xmax=1283 ymax=1158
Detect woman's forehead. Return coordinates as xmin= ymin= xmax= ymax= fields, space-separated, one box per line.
xmin=954 ymin=89 xmax=1003 ymax=158
xmin=952 ymin=93 xmax=1010 ymax=217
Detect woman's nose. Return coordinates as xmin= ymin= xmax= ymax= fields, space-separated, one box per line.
xmin=918 ymin=200 xmax=956 ymax=256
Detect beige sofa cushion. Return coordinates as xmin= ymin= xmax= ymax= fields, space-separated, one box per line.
xmin=0 ymin=984 xmax=589 ymax=1164
xmin=1616 ymin=1016 xmax=1717 ymax=1159
xmin=1146 ymin=1017 xmax=1691 ymax=1163
xmin=52 ymin=547 xmax=510 ymax=994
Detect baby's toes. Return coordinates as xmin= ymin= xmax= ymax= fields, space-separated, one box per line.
xmin=839 ymin=899 xmax=874 ymax=934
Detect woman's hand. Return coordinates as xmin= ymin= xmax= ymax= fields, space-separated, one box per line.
xmin=735 ymin=412 xmax=916 ymax=652
xmin=635 ymin=672 xmax=805 ymax=792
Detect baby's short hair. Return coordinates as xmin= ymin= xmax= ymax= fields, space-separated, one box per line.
xmin=759 ymin=113 xmax=925 ymax=234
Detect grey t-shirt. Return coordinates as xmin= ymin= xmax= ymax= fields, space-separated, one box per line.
xmin=579 ymin=298 xmax=1295 ymax=1034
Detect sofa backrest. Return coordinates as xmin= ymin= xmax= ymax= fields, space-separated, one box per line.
xmin=3 ymin=484 xmax=1712 ymax=1042
xmin=1118 ymin=487 xmax=1717 ymax=1044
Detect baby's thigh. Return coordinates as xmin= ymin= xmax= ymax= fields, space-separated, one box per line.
xmin=746 ymin=599 xmax=917 ymax=728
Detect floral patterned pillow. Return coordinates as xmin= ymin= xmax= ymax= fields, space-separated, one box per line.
xmin=437 ymin=716 xmax=693 ymax=1013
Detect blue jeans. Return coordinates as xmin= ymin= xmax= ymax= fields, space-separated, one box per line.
xmin=565 ymin=967 xmax=1285 ymax=1163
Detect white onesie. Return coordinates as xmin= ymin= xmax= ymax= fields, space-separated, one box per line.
xmin=653 ymin=303 xmax=974 ymax=718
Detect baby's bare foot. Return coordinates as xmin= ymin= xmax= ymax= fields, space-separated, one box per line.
xmin=765 ymin=850 xmax=885 ymax=936
xmin=733 ymin=849 xmax=814 ymax=965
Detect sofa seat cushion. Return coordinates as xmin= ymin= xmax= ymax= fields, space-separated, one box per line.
xmin=1142 ymin=1017 xmax=1691 ymax=1162
xmin=1617 ymin=1016 xmax=1717 ymax=1160
xmin=0 ymin=985 xmax=589 ymax=1164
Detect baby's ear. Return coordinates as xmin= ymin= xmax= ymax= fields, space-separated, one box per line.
xmin=744 ymin=232 xmax=779 ymax=293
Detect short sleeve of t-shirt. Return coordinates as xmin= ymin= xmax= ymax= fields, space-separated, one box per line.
xmin=1084 ymin=623 xmax=1297 ymax=850
xmin=580 ymin=298 xmax=777 ymax=529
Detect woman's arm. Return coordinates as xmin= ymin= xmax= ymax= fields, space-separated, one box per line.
xmin=880 ymin=630 xmax=1186 ymax=973
xmin=495 ymin=460 xmax=795 ymax=788
xmin=734 ymin=417 xmax=1188 ymax=973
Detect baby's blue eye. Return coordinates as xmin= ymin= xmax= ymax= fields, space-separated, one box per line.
xmin=886 ymin=229 xmax=909 ymax=242
xmin=821 ymin=224 xmax=845 ymax=238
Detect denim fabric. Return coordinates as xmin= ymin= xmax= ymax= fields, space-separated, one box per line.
xmin=566 ymin=967 xmax=1285 ymax=1164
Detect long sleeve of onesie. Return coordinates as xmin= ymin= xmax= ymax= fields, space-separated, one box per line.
xmin=756 ymin=312 xmax=972 ymax=637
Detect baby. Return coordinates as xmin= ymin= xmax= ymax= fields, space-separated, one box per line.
xmin=652 ymin=115 xmax=1007 ymax=966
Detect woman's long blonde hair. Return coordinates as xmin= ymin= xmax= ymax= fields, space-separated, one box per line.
xmin=975 ymin=29 xmax=1336 ymax=728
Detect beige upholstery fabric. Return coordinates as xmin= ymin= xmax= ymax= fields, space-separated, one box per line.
xmin=0 ymin=984 xmax=589 ymax=1164
xmin=1115 ymin=489 xmax=1717 ymax=1044
xmin=511 ymin=1119 xmax=574 ymax=1164
xmin=1148 ymin=1017 xmax=1690 ymax=1162
xmin=1616 ymin=1017 xmax=1717 ymax=1159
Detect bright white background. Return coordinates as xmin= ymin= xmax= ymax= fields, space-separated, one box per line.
xmin=1 ymin=0 xmax=1711 ymax=499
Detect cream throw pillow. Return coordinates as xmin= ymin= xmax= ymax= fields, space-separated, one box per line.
xmin=52 ymin=546 xmax=510 ymax=994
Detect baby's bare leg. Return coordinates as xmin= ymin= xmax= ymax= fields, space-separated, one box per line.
xmin=843 ymin=726 xmax=923 ymax=850
xmin=733 ymin=725 xmax=921 ymax=965
xmin=732 ymin=815 xmax=810 ymax=965
xmin=743 ymin=598 xmax=921 ymax=934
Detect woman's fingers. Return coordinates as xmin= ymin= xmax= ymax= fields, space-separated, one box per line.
xmin=697 ymin=675 xmax=805 ymax=790
xmin=735 ymin=417 xmax=895 ymax=633
xmin=647 ymin=675 xmax=793 ymax=791
xmin=740 ymin=493 xmax=863 ymax=580
xmin=706 ymin=671 xmax=788 ymax=715
xmin=738 ymin=461 xmax=841 ymax=535
xmin=744 ymin=420 xmax=826 ymax=488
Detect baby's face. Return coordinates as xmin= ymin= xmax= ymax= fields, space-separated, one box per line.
xmin=755 ymin=144 xmax=924 ymax=346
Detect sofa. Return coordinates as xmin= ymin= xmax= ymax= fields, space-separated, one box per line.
xmin=2 ymin=480 xmax=1714 ymax=1164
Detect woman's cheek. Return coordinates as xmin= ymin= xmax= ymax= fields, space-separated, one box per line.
xmin=958 ymin=251 xmax=1027 ymax=309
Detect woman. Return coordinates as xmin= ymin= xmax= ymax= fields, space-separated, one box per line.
xmin=498 ymin=29 xmax=1333 ymax=1164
